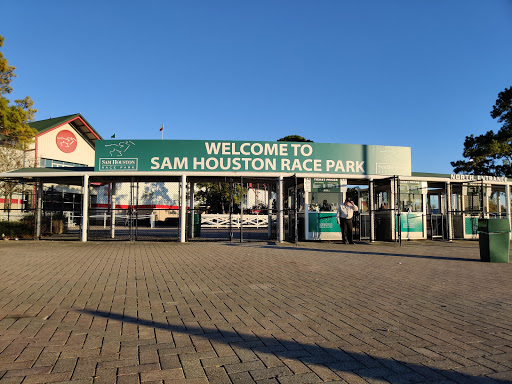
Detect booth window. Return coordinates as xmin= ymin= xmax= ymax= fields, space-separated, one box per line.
xmin=400 ymin=182 xmax=423 ymax=212
xmin=308 ymin=192 xmax=341 ymax=212
xmin=464 ymin=185 xmax=482 ymax=212
xmin=376 ymin=191 xmax=390 ymax=211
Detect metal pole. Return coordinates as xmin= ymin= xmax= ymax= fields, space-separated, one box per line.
xmin=189 ymin=181 xmax=195 ymax=239
xmin=240 ymin=176 xmax=244 ymax=243
xmin=294 ymin=174 xmax=298 ymax=245
xmin=506 ymin=184 xmax=511 ymax=231
xmin=135 ymin=181 xmax=139 ymax=241
xmin=268 ymin=184 xmax=272 ymax=240
xmin=229 ymin=179 xmax=233 ymax=242
xmin=130 ymin=178 xmax=134 ymax=241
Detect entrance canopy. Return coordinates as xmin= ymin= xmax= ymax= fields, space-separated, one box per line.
xmin=3 ymin=139 xmax=512 ymax=244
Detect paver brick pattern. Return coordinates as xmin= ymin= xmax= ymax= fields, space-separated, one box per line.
xmin=0 ymin=240 xmax=512 ymax=383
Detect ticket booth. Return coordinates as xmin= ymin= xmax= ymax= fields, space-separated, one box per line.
xmin=427 ymin=182 xmax=448 ymax=240
xmin=398 ymin=181 xmax=427 ymax=240
xmin=304 ymin=178 xmax=346 ymax=240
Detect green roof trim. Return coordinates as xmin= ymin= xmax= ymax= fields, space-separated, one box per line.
xmin=30 ymin=114 xmax=78 ymax=133
xmin=411 ymin=172 xmax=452 ymax=178
xmin=29 ymin=113 xmax=103 ymax=140
xmin=7 ymin=167 xmax=94 ymax=174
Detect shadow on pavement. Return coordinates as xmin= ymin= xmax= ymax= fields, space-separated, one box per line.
xmin=226 ymin=243 xmax=480 ymax=263
xmin=79 ymin=309 xmax=507 ymax=383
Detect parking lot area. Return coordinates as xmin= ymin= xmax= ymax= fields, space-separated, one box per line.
xmin=0 ymin=240 xmax=511 ymax=383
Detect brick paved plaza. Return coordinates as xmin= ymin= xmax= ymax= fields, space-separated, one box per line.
xmin=0 ymin=240 xmax=511 ymax=384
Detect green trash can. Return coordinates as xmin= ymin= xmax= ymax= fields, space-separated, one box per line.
xmin=193 ymin=212 xmax=201 ymax=237
xmin=478 ymin=218 xmax=510 ymax=263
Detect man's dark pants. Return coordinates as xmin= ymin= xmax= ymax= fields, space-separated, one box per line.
xmin=340 ymin=218 xmax=354 ymax=244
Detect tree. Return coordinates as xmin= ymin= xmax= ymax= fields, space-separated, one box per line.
xmin=0 ymin=35 xmax=37 ymax=150
xmin=0 ymin=145 xmax=34 ymax=213
xmin=451 ymin=86 xmax=512 ymax=176
xmin=277 ymin=135 xmax=313 ymax=142
xmin=195 ymin=182 xmax=245 ymax=214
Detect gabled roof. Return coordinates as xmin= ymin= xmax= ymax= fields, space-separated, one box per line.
xmin=30 ymin=113 xmax=103 ymax=145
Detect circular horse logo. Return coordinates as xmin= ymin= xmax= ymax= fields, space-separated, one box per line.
xmin=56 ymin=130 xmax=77 ymax=153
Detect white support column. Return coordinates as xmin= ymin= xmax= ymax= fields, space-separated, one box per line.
xmin=390 ymin=178 xmax=396 ymax=241
xmin=268 ymin=185 xmax=272 ymax=240
xmin=278 ymin=175 xmax=284 ymax=243
xmin=506 ymin=184 xmax=511 ymax=230
xmin=304 ymin=187 xmax=309 ymax=241
xmin=180 ymin=175 xmax=187 ymax=243
xmin=369 ymin=178 xmax=375 ymax=242
xmin=81 ymin=174 xmax=89 ymax=242
xmin=110 ymin=183 xmax=116 ymax=239
xmin=484 ymin=184 xmax=491 ymax=218
xmin=36 ymin=179 xmax=43 ymax=239
xmin=189 ymin=181 xmax=195 ymax=239
xmin=446 ymin=182 xmax=453 ymax=241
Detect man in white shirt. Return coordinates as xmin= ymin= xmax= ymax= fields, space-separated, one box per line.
xmin=336 ymin=198 xmax=359 ymax=244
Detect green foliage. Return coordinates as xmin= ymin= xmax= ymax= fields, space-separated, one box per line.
xmin=0 ymin=220 xmax=33 ymax=239
xmin=195 ymin=182 xmax=246 ymax=214
xmin=451 ymin=86 xmax=512 ymax=177
xmin=0 ymin=35 xmax=37 ymax=149
xmin=277 ymin=135 xmax=313 ymax=142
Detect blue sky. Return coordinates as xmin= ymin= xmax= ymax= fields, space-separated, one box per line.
xmin=2 ymin=0 xmax=512 ymax=174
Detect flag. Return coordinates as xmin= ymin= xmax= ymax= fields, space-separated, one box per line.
xmin=160 ymin=124 xmax=164 ymax=132
xmin=111 ymin=133 xmax=116 ymax=139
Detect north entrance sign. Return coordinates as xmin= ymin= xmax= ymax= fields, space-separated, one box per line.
xmin=95 ymin=140 xmax=411 ymax=176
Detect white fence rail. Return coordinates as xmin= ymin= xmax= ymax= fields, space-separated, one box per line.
xmin=0 ymin=212 xmax=32 ymax=222
xmin=201 ymin=214 xmax=274 ymax=228
xmin=89 ymin=213 xmax=154 ymax=228
xmin=1 ymin=211 xmax=274 ymax=230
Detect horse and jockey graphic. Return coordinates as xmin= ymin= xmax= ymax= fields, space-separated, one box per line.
xmin=105 ymin=141 xmax=136 ymax=157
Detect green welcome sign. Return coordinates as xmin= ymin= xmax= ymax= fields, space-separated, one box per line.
xmin=95 ymin=140 xmax=411 ymax=176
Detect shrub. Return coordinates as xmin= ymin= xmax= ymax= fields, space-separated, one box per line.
xmin=0 ymin=221 xmax=33 ymax=239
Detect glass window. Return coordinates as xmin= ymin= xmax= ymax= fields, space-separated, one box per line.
xmin=489 ymin=191 xmax=498 ymax=213
xmin=500 ymin=191 xmax=506 ymax=213
xmin=464 ymin=185 xmax=482 ymax=211
xmin=399 ymin=182 xmax=423 ymax=212
xmin=359 ymin=189 xmax=369 ymax=213
xmin=308 ymin=192 xmax=341 ymax=212
xmin=376 ymin=191 xmax=390 ymax=211
xmin=40 ymin=158 xmax=87 ymax=168
xmin=400 ymin=194 xmax=422 ymax=212
xmin=429 ymin=195 xmax=440 ymax=214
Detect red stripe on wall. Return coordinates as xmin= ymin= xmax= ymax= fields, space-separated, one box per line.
xmin=0 ymin=199 xmax=21 ymax=204
xmin=91 ymin=204 xmax=180 ymax=210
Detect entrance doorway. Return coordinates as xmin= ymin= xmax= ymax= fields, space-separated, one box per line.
xmin=187 ymin=177 xmax=278 ymax=242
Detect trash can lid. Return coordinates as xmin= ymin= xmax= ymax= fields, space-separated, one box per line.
xmin=478 ymin=218 xmax=510 ymax=232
